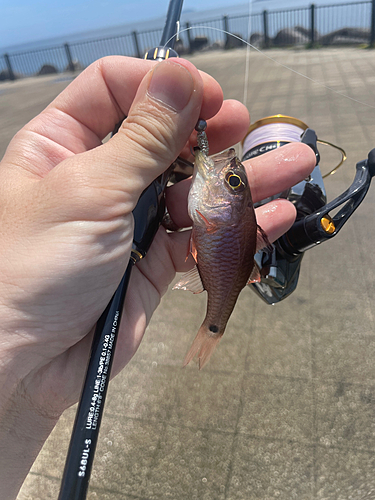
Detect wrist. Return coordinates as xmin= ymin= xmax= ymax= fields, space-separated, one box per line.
xmin=0 ymin=333 xmax=69 ymax=500
xmin=0 ymin=371 xmax=61 ymax=500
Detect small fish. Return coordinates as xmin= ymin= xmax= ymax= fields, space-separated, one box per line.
xmin=174 ymin=146 xmax=269 ymax=369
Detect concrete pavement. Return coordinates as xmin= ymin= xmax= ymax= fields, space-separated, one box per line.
xmin=1 ymin=47 xmax=375 ymax=499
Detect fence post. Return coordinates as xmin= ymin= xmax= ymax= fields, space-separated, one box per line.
xmin=263 ymin=10 xmax=269 ymax=48
xmin=132 ymin=31 xmax=142 ymax=58
xmin=309 ymin=4 xmax=316 ymax=47
xmin=4 ymin=53 xmax=15 ymax=81
xmin=370 ymin=0 xmax=375 ymax=47
xmin=223 ymin=15 xmax=230 ymax=49
xmin=185 ymin=22 xmax=192 ymax=53
xmin=64 ymin=43 xmax=75 ymax=72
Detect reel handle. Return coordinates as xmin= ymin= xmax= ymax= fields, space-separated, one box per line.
xmin=280 ymin=148 xmax=375 ymax=256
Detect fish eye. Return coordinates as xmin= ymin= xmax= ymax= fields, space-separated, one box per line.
xmin=225 ymin=171 xmax=245 ymax=191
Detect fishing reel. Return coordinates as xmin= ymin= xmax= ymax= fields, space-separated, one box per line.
xmin=242 ymin=114 xmax=375 ymax=305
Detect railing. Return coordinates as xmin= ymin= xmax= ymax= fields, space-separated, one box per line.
xmin=1 ymin=0 xmax=374 ymax=81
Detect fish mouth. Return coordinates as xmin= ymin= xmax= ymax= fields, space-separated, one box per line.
xmin=194 ymin=149 xmax=213 ymax=180
xmin=195 ymin=148 xmax=238 ymax=178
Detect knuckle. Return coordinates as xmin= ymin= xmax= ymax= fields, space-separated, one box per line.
xmin=119 ymin=101 xmax=176 ymax=166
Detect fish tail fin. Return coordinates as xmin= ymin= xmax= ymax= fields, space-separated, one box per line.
xmin=183 ymin=325 xmax=222 ymax=370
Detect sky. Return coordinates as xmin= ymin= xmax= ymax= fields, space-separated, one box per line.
xmin=0 ymin=0 xmax=246 ymax=50
xmin=0 ymin=0 xmax=342 ymax=51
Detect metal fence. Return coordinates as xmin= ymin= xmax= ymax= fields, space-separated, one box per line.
xmin=1 ymin=0 xmax=374 ymax=81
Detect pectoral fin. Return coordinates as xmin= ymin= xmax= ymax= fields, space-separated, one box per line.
xmin=247 ymin=261 xmax=261 ymax=284
xmin=190 ymin=236 xmax=198 ymax=263
xmin=256 ymin=224 xmax=273 ymax=252
xmin=196 ymin=210 xmax=216 ymax=233
xmin=173 ymin=265 xmax=205 ymax=294
xmin=184 ymin=234 xmax=198 ymax=263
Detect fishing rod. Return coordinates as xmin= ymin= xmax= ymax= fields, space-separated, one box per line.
xmin=58 ymin=1 xmax=184 ymax=498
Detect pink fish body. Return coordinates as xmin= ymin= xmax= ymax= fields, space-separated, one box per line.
xmin=174 ymin=148 xmax=261 ymax=369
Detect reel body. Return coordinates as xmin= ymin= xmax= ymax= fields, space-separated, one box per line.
xmin=242 ymin=115 xmax=375 ymax=305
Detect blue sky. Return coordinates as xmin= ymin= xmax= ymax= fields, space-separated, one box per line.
xmin=1 ymin=0 xmax=245 ymax=49
xmin=1 ymin=0 xmax=340 ymax=51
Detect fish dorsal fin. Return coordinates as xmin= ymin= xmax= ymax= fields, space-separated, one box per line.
xmin=247 ymin=261 xmax=261 ymax=284
xmin=173 ymin=266 xmax=205 ymax=294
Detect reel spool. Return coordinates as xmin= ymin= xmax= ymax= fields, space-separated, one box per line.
xmin=243 ymin=115 xmax=310 ymax=161
xmin=242 ymin=114 xmax=346 ymax=178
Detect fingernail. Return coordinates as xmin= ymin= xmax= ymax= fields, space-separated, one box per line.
xmin=148 ymin=60 xmax=194 ymax=112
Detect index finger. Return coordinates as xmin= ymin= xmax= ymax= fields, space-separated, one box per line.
xmin=165 ymin=142 xmax=317 ymax=229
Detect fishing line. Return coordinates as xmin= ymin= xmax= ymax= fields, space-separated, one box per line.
xmin=243 ymin=0 xmax=254 ymax=108
xmin=164 ymin=26 xmax=375 ymax=110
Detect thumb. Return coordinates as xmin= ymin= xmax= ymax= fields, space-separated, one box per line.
xmin=112 ymin=58 xmax=204 ymax=197
xmin=64 ymin=59 xmax=203 ymax=209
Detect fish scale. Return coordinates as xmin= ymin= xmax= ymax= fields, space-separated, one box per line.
xmin=174 ymin=147 xmax=265 ymax=369
xmin=194 ymin=218 xmax=256 ymax=334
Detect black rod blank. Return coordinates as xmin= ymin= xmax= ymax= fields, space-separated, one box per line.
xmin=58 ymin=262 xmax=133 ymax=500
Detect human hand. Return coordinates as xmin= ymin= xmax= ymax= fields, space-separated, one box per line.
xmin=0 ymin=55 xmax=315 ymax=499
